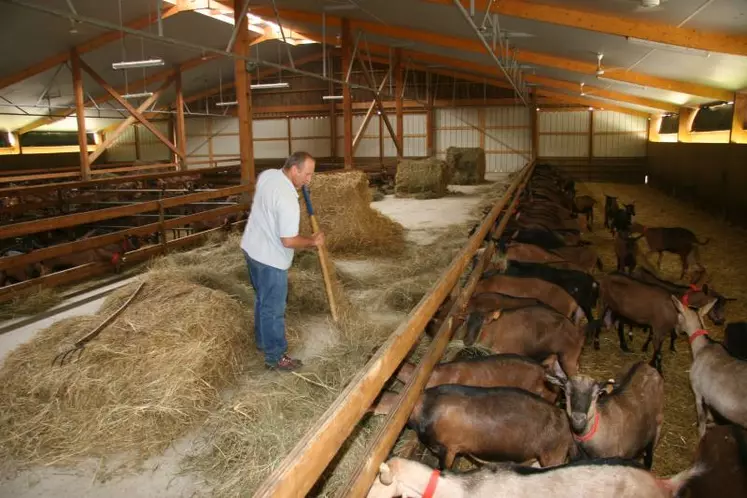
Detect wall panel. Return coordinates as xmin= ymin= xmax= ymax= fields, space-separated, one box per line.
xmin=539 ymin=111 xmax=589 ymax=158
xmin=593 ymin=111 xmax=647 ymax=157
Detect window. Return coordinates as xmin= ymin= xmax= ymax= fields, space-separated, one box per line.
xmin=659 ymin=114 xmax=678 ymax=134
xmin=20 ymin=131 xmax=96 ymax=147
xmin=0 ymin=132 xmax=11 ymax=148
xmin=691 ymin=104 xmax=733 ymax=132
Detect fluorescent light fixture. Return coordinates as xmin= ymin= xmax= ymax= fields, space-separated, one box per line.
xmin=596 ymin=76 xmax=647 ymax=91
xmin=122 ymin=91 xmax=154 ymax=99
xmin=322 ymin=95 xmax=344 ymax=100
xmin=626 ymin=37 xmax=711 ymax=58
xmin=7 ymin=131 xmax=15 ymax=146
xmin=323 ymin=4 xmax=358 ymax=10
xmin=112 ymin=58 xmax=165 ymax=70
xmin=644 ymin=175 xmax=649 ymax=184
xmin=250 ymin=82 xmax=290 ymax=89
xmin=215 ymin=101 xmax=238 ymax=107
xmin=588 ymin=107 xmax=594 ymax=111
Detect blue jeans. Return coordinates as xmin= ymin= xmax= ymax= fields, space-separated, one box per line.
xmin=244 ymin=252 xmax=288 ymax=365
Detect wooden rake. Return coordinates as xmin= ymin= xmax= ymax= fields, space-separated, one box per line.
xmin=301 ymin=185 xmax=339 ymax=322
xmin=52 ymin=280 xmax=146 ymax=367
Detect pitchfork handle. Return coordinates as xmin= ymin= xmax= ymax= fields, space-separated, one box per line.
xmin=301 ymin=185 xmax=339 ymax=322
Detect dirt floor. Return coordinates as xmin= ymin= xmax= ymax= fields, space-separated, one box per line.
xmin=0 ymin=181 xmax=494 ymax=498
xmin=575 ymin=181 xmax=747 ymax=476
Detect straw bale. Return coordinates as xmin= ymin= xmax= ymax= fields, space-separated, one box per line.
xmin=395 ymin=158 xmax=449 ymax=199
xmin=299 ymin=170 xmax=405 ymax=256
xmin=446 ymin=147 xmax=486 ymax=185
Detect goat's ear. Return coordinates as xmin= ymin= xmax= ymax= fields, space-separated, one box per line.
xmin=699 ymin=298 xmax=717 ymax=318
xmin=545 ymin=373 xmax=567 ymax=389
xmin=671 ymin=295 xmax=686 ymax=313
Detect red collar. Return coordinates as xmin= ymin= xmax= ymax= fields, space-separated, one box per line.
xmin=573 ymin=412 xmax=600 ymax=443
xmin=681 ymin=285 xmax=701 ymax=307
xmin=422 ymin=469 xmax=441 ymax=498
xmin=689 ymin=329 xmax=709 ymax=344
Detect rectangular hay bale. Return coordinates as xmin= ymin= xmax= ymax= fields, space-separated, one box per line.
xmin=446 ymin=146 xmax=486 ymax=185
xmin=394 ymin=157 xmax=449 ymax=199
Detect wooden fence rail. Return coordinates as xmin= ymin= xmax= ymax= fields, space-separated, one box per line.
xmin=252 ymin=161 xmax=534 ymax=497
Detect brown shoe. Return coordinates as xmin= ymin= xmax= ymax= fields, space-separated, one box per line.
xmin=266 ymin=354 xmax=303 ymax=371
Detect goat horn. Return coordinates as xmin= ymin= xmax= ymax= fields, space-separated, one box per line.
xmin=379 ymin=462 xmax=393 ymax=486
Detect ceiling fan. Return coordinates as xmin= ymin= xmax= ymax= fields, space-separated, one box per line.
xmin=593 ymin=52 xmax=626 ymax=76
xmin=613 ymin=0 xmax=670 ymax=13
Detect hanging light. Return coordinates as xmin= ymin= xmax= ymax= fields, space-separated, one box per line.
xmin=112 ymin=58 xmax=165 ymax=70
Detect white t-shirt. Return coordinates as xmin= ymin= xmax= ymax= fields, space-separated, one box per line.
xmin=240 ymin=168 xmax=300 ymax=270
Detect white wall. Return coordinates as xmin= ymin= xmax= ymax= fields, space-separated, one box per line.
xmin=435 ymin=106 xmax=531 ymax=173
xmin=592 ymin=111 xmax=648 ymax=157
xmin=539 ymin=111 xmax=589 ymax=158
xmin=107 ymin=122 xmax=171 ymax=163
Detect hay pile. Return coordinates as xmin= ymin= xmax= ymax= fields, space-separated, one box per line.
xmin=299 ymin=170 xmax=405 ymax=256
xmin=395 ymin=157 xmax=450 ymax=199
xmin=446 ymin=147 xmax=486 ymax=185
xmin=0 ymin=287 xmax=62 ymax=321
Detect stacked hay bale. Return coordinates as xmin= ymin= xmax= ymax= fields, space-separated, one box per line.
xmin=394 ymin=157 xmax=450 ymax=199
xmin=299 ymin=170 xmax=405 ymax=255
xmin=446 ymin=147 xmax=486 ymax=185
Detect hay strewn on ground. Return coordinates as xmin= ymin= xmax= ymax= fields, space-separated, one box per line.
xmin=446 ymin=147 xmax=486 ymax=185
xmin=577 ymin=182 xmax=747 ymax=476
xmin=395 ymin=158 xmax=449 ymax=199
xmin=0 ymin=287 xmax=62 ymax=321
xmin=300 ymin=170 xmax=405 ymax=256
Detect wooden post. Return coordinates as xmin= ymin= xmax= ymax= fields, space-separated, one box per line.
xmin=478 ymin=107 xmax=486 ymax=151
xmin=426 ymin=72 xmax=435 ymax=157
xmin=394 ymin=48 xmax=404 ymax=159
xmin=167 ymin=116 xmax=176 ymax=164
xmin=206 ymin=117 xmax=214 ymax=167
xmin=379 ymin=114 xmax=384 ymax=161
xmin=530 ymin=92 xmax=539 ymax=161
xmin=588 ymin=109 xmax=594 ymax=162
xmin=134 ymin=125 xmax=142 ymax=161
xmin=342 ymin=18 xmax=353 ymax=168
xmin=70 ymin=48 xmax=90 ymax=180
xmin=328 ymin=55 xmax=337 ymax=159
xmin=287 ymin=116 xmax=292 ymax=155
xmin=730 ymin=93 xmax=747 ymax=143
xmin=175 ymin=69 xmax=187 ymax=170
xmin=678 ymin=107 xmax=697 ymax=143
xmin=234 ymin=0 xmax=255 ymax=188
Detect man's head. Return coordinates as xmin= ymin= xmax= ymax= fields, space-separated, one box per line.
xmin=282 ymin=151 xmax=316 ymax=189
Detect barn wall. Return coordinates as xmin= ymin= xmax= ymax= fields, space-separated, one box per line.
xmin=648 ymin=142 xmax=747 ymax=225
xmin=106 ymin=122 xmax=172 ymax=164
xmin=435 ymin=106 xmax=530 ymax=173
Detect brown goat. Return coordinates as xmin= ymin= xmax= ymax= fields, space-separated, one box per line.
xmin=635 ymin=225 xmax=709 ymax=279
xmin=406 ymin=385 xmax=577 ymax=469
xmin=550 ymin=362 xmax=664 ymax=469
xmin=614 ymin=231 xmax=644 ymax=273
xmin=680 ymin=424 xmax=747 ymax=498
xmin=475 ymin=274 xmax=582 ymax=324
xmin=503 ymin=242 xmax=598 ymax=272
xmin=465 ymin=305 xmax=584 ymax=376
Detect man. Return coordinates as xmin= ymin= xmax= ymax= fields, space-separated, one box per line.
xmin=240 ymin=151 xmax=325 ymax=371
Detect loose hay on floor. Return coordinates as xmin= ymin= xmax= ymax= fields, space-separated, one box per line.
xmin=0 ymin=287 xmax=62 ymax=321
xmin=300 ymin=170 xmax=405 ymax=256
xmin=395 ymin=158 xmax=449 ymax=199
xmin=446 ymin=147 xmax=487 ymax=185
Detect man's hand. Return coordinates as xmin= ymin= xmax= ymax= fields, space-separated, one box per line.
xmin=312 ymin=232 xmax=325 ymax=247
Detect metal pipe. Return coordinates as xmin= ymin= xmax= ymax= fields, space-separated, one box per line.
xmin=3 ymin=0 xmax=390 ymax=98
xmin=452 ymin=0 xmax=527 ymax=105
xmin=156 ymin=0 xmax=163 ymax=37
xmin=36 ymin=63 xmax=66 ymax=106
xmin=225 ymin=0 xmax=251 ymax=52
xmin=0 ymin=102 xmax=230 ymax=118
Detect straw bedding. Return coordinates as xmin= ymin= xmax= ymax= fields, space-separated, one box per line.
xmin=395 ymin=158 xmax=450 ymax=199
xmin=299 ymin=170 xmax=405 ymax=256
xmin=446 ymin=147 xmax=486 ymax=185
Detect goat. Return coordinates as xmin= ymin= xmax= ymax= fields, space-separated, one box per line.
xmin=681 ymin=424 xmax=747 ymax=498
xmin=502 ymin=242 xmax=601 ymax=273
xmin=573 ymin=195 xmax=596 ymax=231
xmin=614 ymin=231 xmax=644 ymax=273
xmin=549 ymin=362 xmax=664 ymax=469
xmin=404 ymin=385 xmax=576 ymax=469
xmin=603 ymin=195 xmax=619 ymax=229
xmin=464 ymin=305 xmax=584 ymax=376
xmin=671 ymin=296 xmax=747 ymax=436
xmin=636 ymin=226 xmax=709 ymax=279
xmin=368 ymin=456 xmax=702 ymax=498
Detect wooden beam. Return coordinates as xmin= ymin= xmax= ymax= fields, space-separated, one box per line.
xmin=355 ymin=53 xmax=400 ymax=157
xmin=537 ymin=89 xmax=651 ymax=119
xmin=286 ymin=117 xmax=293 ymax=155
xmin=731 ymin=93 xmax=747 ymax=143
xmin=234 ymin=0 xmax=255 ymax=187
xmin=134 ymin=125 xmax=142 ymax=161
xmin=341 ymin=18 xmax=353 ymax=168
xmin=394 ymin=49 xmax=404 ymax=159
xmin=526 ymin=75 xmax=678 ymax=113
xmin=256 ymin=7 xmax=732 ymax=101
xmin=478 ymin=107 xmax=486 ymax=151
xmin=329 ymin=58 xmax=337 ymax=158
xmin=175 ymin=69 xmax=188 ymax=170
xmin=423 ymin=0 xmax=747 ymax=57
xmin=426 ymin=72 xmax=435 ymax=156
xmin=678 ymin=107 xmax=698 ymax=143
xmin=379 ymin=114 xmax=384 ymax=160
xmin=88 ymin=76 xmax=173 ymax=164
xmin=70 ymin=48 xmax=90 ymax=181
xmin=588 ymin=110 xmax=594 ymax=160
xmin=206 ymin=117 xmax=215 ymax=166
xmin=352 ymin=74 xmax=389 ymax=154
xmin=78 ymin=58 xmax=182 ymax=159
xmin=17 ymin=54 xmax=217 ymax=135
xmin=0 ymin=5 xmax=180 ymax=92
xmin=530 ymin=92 xmax=539 ymax=160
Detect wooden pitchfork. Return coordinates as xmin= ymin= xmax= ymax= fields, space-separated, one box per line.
xmin=301 ymin=185 xmax=339 ymax=322
xmin=52 ymin=280 xmax=146 ymax=367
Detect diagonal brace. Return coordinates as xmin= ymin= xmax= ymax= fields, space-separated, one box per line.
xmin=355 ymin=51 xmax=401 ymax=157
